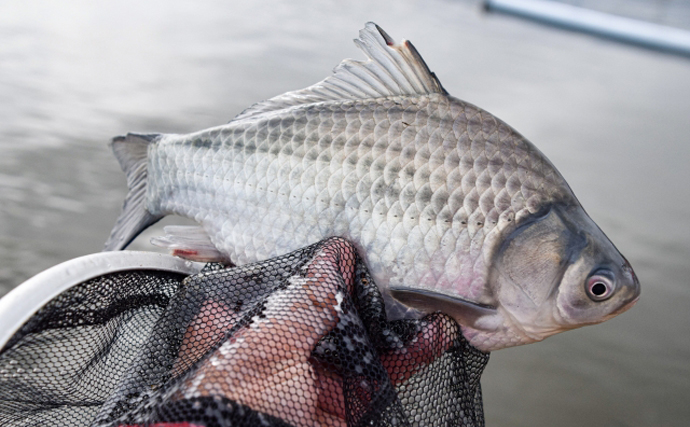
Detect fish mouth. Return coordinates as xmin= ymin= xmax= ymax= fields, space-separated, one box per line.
xmin=597 ymin=293 xmax=640 ymax=324
xmin=612 ymin=294 xmax=640 ymax=316
xmin=613 ymin=261 xmax=641 ymax=316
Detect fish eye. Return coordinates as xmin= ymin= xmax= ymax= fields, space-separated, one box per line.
xmin=586 ymin=274 xmax=615 ymax=301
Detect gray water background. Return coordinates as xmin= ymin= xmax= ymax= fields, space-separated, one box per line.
xmin=1 ymin=0 xmax=689 ymax=425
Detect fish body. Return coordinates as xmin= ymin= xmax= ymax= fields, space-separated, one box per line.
xmin=106 ymin=23 xmax=639 ymax=351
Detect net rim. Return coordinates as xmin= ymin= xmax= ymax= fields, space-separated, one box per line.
xmin=0 ymin=251 xmax=204 ymax=350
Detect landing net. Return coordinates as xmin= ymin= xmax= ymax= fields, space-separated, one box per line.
xmin=0 ymin=237 xmax=488 ymax=426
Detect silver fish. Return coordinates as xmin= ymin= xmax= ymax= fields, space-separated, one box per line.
xmin=105 ymin=23 xmax=640 ymax=351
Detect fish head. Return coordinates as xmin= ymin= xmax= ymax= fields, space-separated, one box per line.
xmin=391 ymin=202 xmax=640 ymax=351
xmin=478 ymin=203 xmax=640 ymax=350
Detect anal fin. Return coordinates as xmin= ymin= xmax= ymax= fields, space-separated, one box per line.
xmin=151 ymin=225 xmax=229 ymax=263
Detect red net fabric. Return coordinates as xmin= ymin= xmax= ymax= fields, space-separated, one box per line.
xmin=0 ymin=237 xmax=489 ymax=426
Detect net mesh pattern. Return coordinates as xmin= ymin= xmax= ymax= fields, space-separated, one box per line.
xmin=0 ymin=237 xmax=489 ymax=427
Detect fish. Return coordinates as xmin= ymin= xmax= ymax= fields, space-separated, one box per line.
xmin=104 ymin=22 xmax=640 ymax=351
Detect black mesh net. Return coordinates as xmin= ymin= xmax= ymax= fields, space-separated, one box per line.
xmin=0 ymin=237 xmax=489 ymax=427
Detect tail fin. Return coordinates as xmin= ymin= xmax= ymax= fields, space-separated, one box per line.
xmin=104 ymin=133 xmax=164 ymax=251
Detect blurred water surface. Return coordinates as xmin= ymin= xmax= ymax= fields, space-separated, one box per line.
xmin=1 ymin=0 xmax=689 ymax=426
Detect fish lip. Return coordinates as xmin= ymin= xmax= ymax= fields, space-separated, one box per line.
xmin=612 ymin=293 xmax=640 ymax=316
xmin=613 ymin=261 xmax=640 ymax=316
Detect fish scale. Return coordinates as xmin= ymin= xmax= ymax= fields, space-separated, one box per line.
xmin=147 ymin=92 xmax=566 ymax=310
xmin=106 ymin=23 xmax=639 ymax=351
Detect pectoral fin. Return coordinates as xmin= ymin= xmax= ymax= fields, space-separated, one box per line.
xmin=390 ymin=287 xmax=499 ymax=331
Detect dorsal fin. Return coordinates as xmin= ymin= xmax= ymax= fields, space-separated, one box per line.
xmin=232 ymin=22 xmax=447 ymax=121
